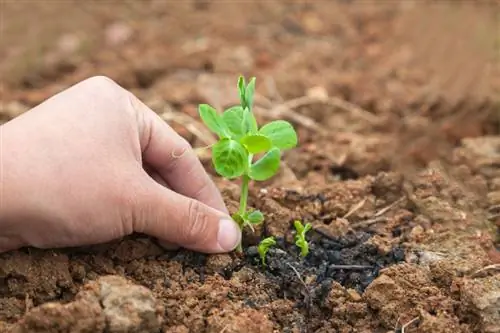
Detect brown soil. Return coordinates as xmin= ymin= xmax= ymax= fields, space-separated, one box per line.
xmin=1 ymin=1 xmax=499 ymax=333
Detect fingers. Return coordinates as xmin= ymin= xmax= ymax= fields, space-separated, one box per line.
xmin=0 ymin=236 xmax=23 ymax=254
xmin=129 ymin=94 xmax=228 ymax=215
xmin=143 ymin=167 xmax=180 ymax=250
xmin=133 ymin=178 xmax=241 ymax=253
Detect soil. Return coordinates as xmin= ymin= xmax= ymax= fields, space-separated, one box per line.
xmin=1 ymin=1 xmax=499 ymax=333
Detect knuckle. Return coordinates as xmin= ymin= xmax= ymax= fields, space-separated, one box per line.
xmin=183 ymin=200 xmax=211 ymax=243
xmin=116 ymin=178 xmax=146 ymax=234
xmin=166 ymin=137 xmax=193 ymax=170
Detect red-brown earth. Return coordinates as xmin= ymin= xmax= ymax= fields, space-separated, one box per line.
xmin=1 ymin=1 xmax=499 ymax=332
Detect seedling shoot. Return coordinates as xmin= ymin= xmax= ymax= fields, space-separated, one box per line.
xmin=294 ymin=220 xmax=312 ymax=258
xmin=198 ymin=76 xmax=298 ymax=253
xmin=257 ymin=236 xmax=276 ymax=265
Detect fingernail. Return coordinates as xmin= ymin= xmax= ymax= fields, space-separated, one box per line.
xmin=217 ymin=218 xmax=241 ymax=251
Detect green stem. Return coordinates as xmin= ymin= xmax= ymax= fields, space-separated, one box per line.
xmin=236 ymin=154 xmax=253 ymax=253
xmin=239 ymin=175 xmax=249 ymax=217
xmin=236 ymin=174 xmax=250 ymax=253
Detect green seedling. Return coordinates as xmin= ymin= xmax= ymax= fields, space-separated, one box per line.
xmin=294 ymin=220 xmax=312 ymax=258
xmin=198 ymin=76 xmax=298 ymax=253
xmin=257 ymin=236 xmax=276 ymax=266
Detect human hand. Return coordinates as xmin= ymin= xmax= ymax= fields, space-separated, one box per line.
xmin=0 ymin=76 xmax=241 ymax=254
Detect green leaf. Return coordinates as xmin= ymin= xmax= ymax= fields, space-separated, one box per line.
xmin=212 ymin=139 xmax=248 ymax=179
xmin=258 ymin=236 xmax=276 ymax=265
xmin=294 ymin=220 xmax=305 ymax=234
xmin=303 ymin=223 xmax=312 ymax=234
xmin=244 ymin=109 xmax=258 ymax=134
xmin=245 ymin=77 xmax=256 ymax=111
xmin=247 ymin=210 xmax=264 ymax=224
xmin=248 ymin=147 xmax=280 ymax=181
xmin=222 ymin=106 xmax=245 ymax=138
xmin=240 ymin=134 xmax=272 ymax=154
xmin=259 ymin=237 xmax=276 ymax=248
xmin=238 ymin=76 xmax=246 ymax=108
xmin=259 ymin=120 xmax=298 ymax=150
xmin=296 ymin=238 xmax=309 ymax=257
xmin=198 ymin=104 xmax=228 ymax=138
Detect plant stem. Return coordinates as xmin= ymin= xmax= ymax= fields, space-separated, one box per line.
xmin=239 ymin=175 xmax=249 ymax=216
xmin=236 ymin=174 xmax=250 ymax=253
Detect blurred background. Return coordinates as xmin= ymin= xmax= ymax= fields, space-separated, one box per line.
xmin=1 ymin=0 xmax=499 ymax=174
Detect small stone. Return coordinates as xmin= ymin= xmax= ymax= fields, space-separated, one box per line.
xmin=205 ymin=254 xmax=233 ymax=274
xmin=232 ymin=267 xmax=254 ymax=283
xmin=347 ymin=288 xmax=362 ymax=302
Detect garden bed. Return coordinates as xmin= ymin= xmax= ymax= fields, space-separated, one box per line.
xmin=1 ymin=1 xmax=499 ymax=333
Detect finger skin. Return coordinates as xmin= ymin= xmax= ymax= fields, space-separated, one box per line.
xmin=132 ymin=175 xmax=240 ymax=253
xmin=129 ymin=95 xmax=229 ymax=215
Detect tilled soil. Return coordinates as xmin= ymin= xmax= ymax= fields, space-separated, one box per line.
xmin=1 ymin=1 xmax=499 ymax=333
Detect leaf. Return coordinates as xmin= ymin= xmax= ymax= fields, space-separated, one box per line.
xmin=198 ymin=104 xmax=228 ymax=138
xmin=245 ymin=77 xmax=256 ymax=111
xmin=259 ymin=120 xmax=298 ymax=150
xmin=258 ymin=236 xmax=276 ymax=265
xmin=244 ymin=109 xmax=259 ymax=134
xmin=248 ymin=147 xmax=280 ymax=181
xmin=212 ymin=139 xmax=248 ymax=179
xmin=247 ymin=210 xmax=264 ymax=224
xmin=294 ymin=220 xmax=305 ymax=234
xmin=238 ymin=76 xmax=246 ymax=108
xmin=303 ymin=223 xmax=312 ymax=234
xmin=259 ymin=237 xmax=276 ymax=248
xmin=222 ymin=106 xmax=245 ymax=138
xmin=240 ymin=134 xmax=272 ymax=154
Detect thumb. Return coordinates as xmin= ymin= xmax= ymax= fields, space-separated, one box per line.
xmin=133 ymin=177 xmax=241 ymax=253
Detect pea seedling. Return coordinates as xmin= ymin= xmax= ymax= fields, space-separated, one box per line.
xmin=257 ymin=236 xmax=276 ymax=266
xmin=294 ymin=220 xmax=312 ymax=258
xmin=198 ymin=76 xmax=298 ymax=253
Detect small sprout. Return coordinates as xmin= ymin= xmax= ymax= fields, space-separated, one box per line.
xmin=294 ymin=220 xmax=312 ymax=258
xmin=198 ymin=75 xmax=298 ymax=253
xmin=258 ymin=236 xmax=276 ymax=266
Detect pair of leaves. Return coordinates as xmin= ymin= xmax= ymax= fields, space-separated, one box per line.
xmin=211 ymin=138 xmax=281 ymax=180
xmin=201 ymin=105 xmax=297 ymax=181
xmin=199 ymin=103 xmax=298 ymax=151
